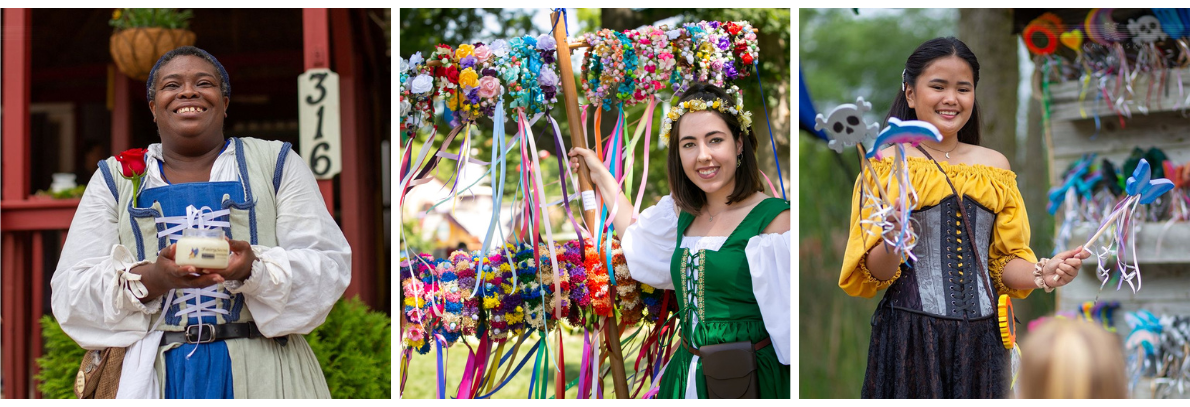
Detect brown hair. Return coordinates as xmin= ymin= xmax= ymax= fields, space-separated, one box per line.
xmin=666 ymin=82 xmax=763 ymax=215
xmin=1018 ymin=319 xmax=1128 ymax=399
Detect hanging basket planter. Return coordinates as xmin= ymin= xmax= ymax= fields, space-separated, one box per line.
xmin=109 ymin=27 xmax=196 ymax=82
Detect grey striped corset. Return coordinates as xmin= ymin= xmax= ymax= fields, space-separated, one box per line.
xmin=882 ymin=194 xmax=1000 ymax=320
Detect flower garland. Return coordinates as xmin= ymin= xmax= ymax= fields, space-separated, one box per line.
xmin=562 ymin=240 xmax=589 ymax=326
xmin=400 ymin=238 xmax=673 ymax=350
xmin=668 ymin=27 xmax=696 ymax=95
xmin=613 ymin=30 xmax=639 ymax=106
xmin=400 ymin=52 xmax=437 ymax=138
xmin=504 ymin=34 xmax=558 ymax=115
xmin=688 ymin=21 xmax=734 ymax=88
xmin=628 ymin=25 xmax=676 ymax=104
xmin=401 ymin=254 xmax=435 ymax=354
xmin=584 ymin=243 xmax=613 ymax=317
xmin=433 ymin=258 xmax=463 ymax=346
xmin=430 ymin=44 xmax=460 ymax=115
xmin=450 ymin=250 xmax=480 ymax=337
xmin=534 ymin=34 xmax=561 ymax=113
xmin=498 ymin=244 xmax=527 ymax=337
xmin=725 ymin=21 xmax=759 ymax=78
xmin=659 ymin=84 xmax=753 ymax=148
xmin=582 ymin=29 xmax=627 ymax=111
xmin=610 ymin=240 xmax=645 ymax=326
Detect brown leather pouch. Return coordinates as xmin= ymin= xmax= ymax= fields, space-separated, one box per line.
xmin=74 ymin=347 xmax=125 ymax=399
xmin=700 ymin=340 xmax=759 ymax=399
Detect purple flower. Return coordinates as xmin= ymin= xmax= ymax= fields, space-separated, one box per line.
xmin=536 ymin=34 xmax=556 ymax=51
xmin=540 ymin=50 xmax=556 ymax=64
xmin=482 ymin=68 xmax=499 ymax=78
xmin=709 ymin=21 xmax=720 ymax=29
xmin=724 ymin=60 xmax=739 ymax=79
xmin=460 ymin=55 xmax=477 ymax=69
xmin=459 ymin=276 xmax=476 ymax=289
xmin=467 ymin=88 xmax=481 ymax=104
xmin=538 ymin=67 xmax=559 ymax=87
xmin=717 ymin=36 xmax=730 ymax=51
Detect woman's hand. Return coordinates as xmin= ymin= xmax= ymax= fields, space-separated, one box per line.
xmin=199 ymin=238 xmax=256 ymax=282
xmin=1042 ymin=247 xmax=1091 ymax=288
xmin=882 ymin=200 xmax=913 ymax=243
xmin=568 ymin=147 xmax=613 ymax=189
xmin=132 ymin=244 xmax=225 ymax=302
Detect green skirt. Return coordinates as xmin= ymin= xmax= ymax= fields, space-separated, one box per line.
xmin=656 ymin=320 xmax=790 ymax=399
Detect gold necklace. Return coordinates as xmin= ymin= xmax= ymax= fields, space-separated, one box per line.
xmin=922 ymin=141 xmax=960 ymax=159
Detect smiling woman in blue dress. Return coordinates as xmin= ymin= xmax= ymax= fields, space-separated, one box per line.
xmin=51 ymin=46 xmax=350 ymax=399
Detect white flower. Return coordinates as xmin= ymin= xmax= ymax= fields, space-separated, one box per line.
xmin=400 ymin=99 xmax=411 ymax=117
xmin=409 ymin=51 xmax=424 ymax=67
xmin=666 ymin=29 xmax=682 ymax=40
xmin=490 ymin=39 xmax=511 ymax=57
xmin=410 ymin=74 xmax=434 ymax=94
xmin=400 ymin=57 xmax=409 ymax=73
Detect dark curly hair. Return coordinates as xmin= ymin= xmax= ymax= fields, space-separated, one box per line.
xmin=146 ymin=46 xmax=231 ymax=103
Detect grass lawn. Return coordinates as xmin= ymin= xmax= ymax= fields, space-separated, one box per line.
xmin=399 ymin=325 xmax=667 ymax=399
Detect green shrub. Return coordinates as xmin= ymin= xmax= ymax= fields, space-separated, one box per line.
xmin=305 ymin=296 xmax=392 ymax=398
xmin=35 ymin=315 xmax=88 ymax=398
xmin=36 ymin=296 xmax=390 ymax=399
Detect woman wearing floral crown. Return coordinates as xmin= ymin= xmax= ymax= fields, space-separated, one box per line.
xmin=51 ymin=46 xmax=350 ymax=398
xmin=569 ymin=82 xmax=790 ymax=398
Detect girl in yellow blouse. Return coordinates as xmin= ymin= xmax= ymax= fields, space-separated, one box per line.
xmin=839 ymin=37 xmax=1091 ymax=398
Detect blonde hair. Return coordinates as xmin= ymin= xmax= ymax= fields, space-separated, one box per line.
xmin=1018 ymin=318 xmax=1128 ymax=399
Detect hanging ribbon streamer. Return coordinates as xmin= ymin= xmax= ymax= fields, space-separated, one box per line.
xmin=754 ymin=58 xmax=786 ymax=200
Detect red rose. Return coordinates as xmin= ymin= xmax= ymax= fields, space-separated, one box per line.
xmin=735 ymin=42 xmax=748 ymax=54
xmin=726 ymin=22 xmax=742 ymax=36
xmin=445 ymin=65 xmax=460 ymax=84
xmin=741 ymin=53 xmax=754 ymax=65
xmin=115 ymin=148 xmax=148 ymax=178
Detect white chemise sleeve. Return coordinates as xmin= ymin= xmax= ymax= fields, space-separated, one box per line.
xmin=746 ymin=230 xmax=791 ymax=365
xmin=621 ymin=195 xmax=679 ymax=290
xmin=51 ymin=169 xmax=159 ymax=349
xmin=223 ymin=151 xmax=352 ymax=337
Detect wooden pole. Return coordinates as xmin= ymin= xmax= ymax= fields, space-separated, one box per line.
xmin=552 ymin=11 xmax=629 ymax=400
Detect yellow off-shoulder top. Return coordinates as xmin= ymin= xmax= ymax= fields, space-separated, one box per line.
xmin=838 ymin=156 xmax=1038 ymax=299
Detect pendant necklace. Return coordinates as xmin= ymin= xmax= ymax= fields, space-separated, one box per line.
xmin=923 ymin=141 xmax=959 ymax=159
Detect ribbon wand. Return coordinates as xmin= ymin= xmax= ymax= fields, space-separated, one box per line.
xmin=1079 ymin=159 xmax=1174 ymax=292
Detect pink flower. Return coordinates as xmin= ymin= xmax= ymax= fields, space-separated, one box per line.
xmin=745 ymin=32 xmax=756 ymax=41
xmin=478 ymin=76 xmax=501 ymax=99
xmin=474 ymin=45 xmax=493 ymax=63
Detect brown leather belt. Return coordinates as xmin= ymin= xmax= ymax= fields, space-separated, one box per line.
xmin=681 ymin=337 xmax=772 ymax=357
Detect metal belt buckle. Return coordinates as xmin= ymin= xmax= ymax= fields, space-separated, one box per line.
xmin=185 ymin=323 xmax=217 ymax=344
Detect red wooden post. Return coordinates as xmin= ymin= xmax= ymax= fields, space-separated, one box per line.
xmin=2 ymin=8 xmax=33 ymax=400
xmin=331 ymin=8 xmax=376 ymax=307
xmin=3 ymin=8 xmax=31 ymax=201
xmin=111 ymin=64 xmax=131 ymax=154
xmin=31 ymin=231 xmax=44 ymax=399
xmin=302 ymin=8 xmax=336 ymax=216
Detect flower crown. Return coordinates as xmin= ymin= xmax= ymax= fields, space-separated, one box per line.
xmin=659 ymin=84 xmax=753 ymax=148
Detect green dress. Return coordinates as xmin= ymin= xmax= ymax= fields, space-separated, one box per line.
xmin=657 ymin=197 xmax=791 ymax=399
